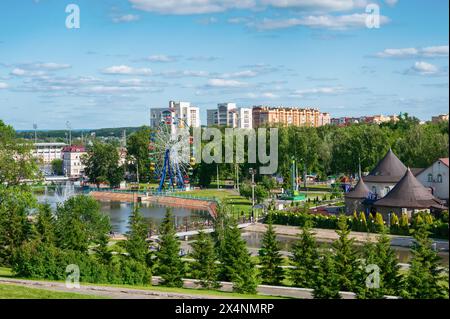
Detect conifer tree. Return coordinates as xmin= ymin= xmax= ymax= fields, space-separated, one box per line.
xmin=220 ymin=221 xmax=258 ymax=294
xmin=352 ymin=211 xmax=359 ymax=231
xmin=125 ymin=207 xmax=149 ymax=263
xmin=359 ymin=212 xmax=368 ymax=232
xmin=333 ymin=215 xmax=360 ymax=292
xmin=404 ymin=223 xmax=448 ymax=299
xmin=35 ymin=203 xmax=56 ymax=244
xmin=374 ymin=212 xmax=385 ymax=233
xmin=312 ymin=251 xmax=341 ymax=299
xmin=399 ymin=213 xmax=410 ymax=235
xmin=258 ymin=214 xmax=284 ymax=285
xmin=289 ymin=221 xmax=319 ymax=288
xmin=190 ymin=230 xmax=220 ymax=289
xmin=157 ymin=209 xmax=184 ymax=287
xmin=390 ymin=213 xmax=400 ymax=234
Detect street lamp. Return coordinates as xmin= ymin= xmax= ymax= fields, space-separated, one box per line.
xmin=249 ymin=168 xmax=256 ymax=221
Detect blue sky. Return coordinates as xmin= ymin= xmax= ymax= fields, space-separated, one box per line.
xmin=0 ymin=0 xmax=448 ymax=129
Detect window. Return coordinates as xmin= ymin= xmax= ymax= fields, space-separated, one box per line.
xmin=385 ymin=186 xmax=391 ymax=195
xmin=437 ymin=174 xmax=443 ymax=183
xmin=428 ymin=173 xmax=433 ymax=182
xmin=372 ymin=186 xmax=377 ymax=194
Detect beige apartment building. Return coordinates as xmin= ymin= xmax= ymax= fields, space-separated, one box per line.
xmin=252 ymin=106 xmax=330 ymax=128
xmin=62 ymin=145 xmax=87 ymax=179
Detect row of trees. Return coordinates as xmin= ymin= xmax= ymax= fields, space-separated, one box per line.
xmin=258 ymin=214 xmax=448 ymax=299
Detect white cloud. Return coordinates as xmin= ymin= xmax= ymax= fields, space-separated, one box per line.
xmin=405 ymin=61 xmax=440 ymax=76
xmin=219 ymin=70 xmax=259 ymax=78
xmin=145 ymin=54 xmax=176 ymax=62
xmin=10 ymin=68 xmax=27 ymax=76
xmin=375 ymin=45 xmax=449 ymax=58
xmin=207 ymin=78 xmax=248 ymax=87
xmin=158 ymin=70 xmax=209 ymax=78
xmin=291 ymin=86 xmax=347 ymax=97
xmin=129 ymin=0 xmax=256 ymax=15
xmin=112 ymin=14 xmax=140 ymax=23
xmin=0 ymin=82 xmax=8 ymax=89
xmin=384 ymin=0 xmax=398 ymax=7
xmin=34 ymin=62 xmax=71 ymax=70
xmin=101 ymin=65 xmax=152 ymax=75
xmin=253 ymin=13 xmax=390 ymax=30
xmin=261 ymin=0 xmax=367 ymax=11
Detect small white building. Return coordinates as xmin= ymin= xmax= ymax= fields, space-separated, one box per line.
xmin=62 ymin=145 xmax=87 ymax=179
xmin=416 ymin=158 xmax=449 ymax=202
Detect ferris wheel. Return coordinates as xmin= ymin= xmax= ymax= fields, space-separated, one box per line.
xmin=149 ymin=112 xmax=195 ymax=192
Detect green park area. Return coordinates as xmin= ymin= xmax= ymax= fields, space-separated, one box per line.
xmin=0 ymin=284 xmax=103 ymax=299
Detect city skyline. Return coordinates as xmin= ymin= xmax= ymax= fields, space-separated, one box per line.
xmin=0 ymin=0 xmax=449 ymax=130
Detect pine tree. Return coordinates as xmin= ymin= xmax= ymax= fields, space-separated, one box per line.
xmin=352 ymin=211 xmax=359 ymax=231
xmin=332 ymin=215 xmax=360 ymax=292
xmin=125 ymin=207 xmax=149 ymax=263
xmin=390 ymin=213 xmax=400 ymax=234
xmin=374 ymin=212 xmax=385 ymax=233
xmin=289 ymin=221 xmax=319 ymax=288
xmin=157 ymin=209 xmax=184 ymax=287
xmin=190 ymin=230 xmax=220 ymax=289
xmin=359 ymin=212 xmax=368 ymax=232
xmin=399 ymin=213 xmax=409 ymax=235
xmin=312 ymin=251 xmax=341 ymax=299
xmin=211 ymin=205 xmax=231 ymax=280
xmin=404 ymin=223 xmax=448 ymax=299
xmin=258 ymin=214 xmax=284 ymax=285
xmin=220 ymin=221 xmax=258 ymax=294
xmin=35 ymin=203 xmax=56 ymax=244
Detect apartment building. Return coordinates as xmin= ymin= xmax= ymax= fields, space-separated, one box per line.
xmin=206 ymin=103 xmax=253 ymax=128
xmin=32 ymin=142 xmax=67 ymax=164
xmin=252 ymin=106 xmax=330 ymax=128
xmin=150 ymin=101 xmax=200 ymax=128
xmin=432 ymin=114 xmax=449 ymax=123
xmin=62 ymin=145 xmax=86 ymax=179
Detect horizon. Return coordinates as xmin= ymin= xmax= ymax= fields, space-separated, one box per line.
xmin=0 ymin=0 xmax=449 ymax=130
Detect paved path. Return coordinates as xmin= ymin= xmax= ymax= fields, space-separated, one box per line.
xmin=245 ymin=223 xmax=449 ymax=251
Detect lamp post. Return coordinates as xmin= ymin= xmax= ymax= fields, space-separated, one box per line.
xmin=249 ymin=168 xmax=255 ymax=220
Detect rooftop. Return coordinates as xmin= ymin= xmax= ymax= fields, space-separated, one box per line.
xmin=363 ymin=149 xmax=407 ymax=183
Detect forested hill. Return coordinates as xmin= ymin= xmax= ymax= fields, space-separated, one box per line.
xmin=16 ymin=126 xmax=143 ymax=140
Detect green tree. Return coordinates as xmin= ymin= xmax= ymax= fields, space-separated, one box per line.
xmin=82 ymin=141 xmax=124 ymax=188
xmin=0 ymin=120 xmax=41 ymax=185
xmin=51 ymin=159 xmax=64 ymax=176
xmin=127 ymin=126 xmax=152 ymax=182
xmin=190 ymin=230 xmax=220 ymax=289
xmin=333 ymin=215 xmax=360 ymax=292
xmin=55 ymin=195 xmax=111 ymax=253
xmin=313 ymin=252 xmax=341 ymax=299
xmin=258 ymin=214 xmax=284 ymax=285
xmin=289 ymin=221 xmax=319 ymax=288
xmin=0 ymin=186 xmax=36 ymax=265
xmin=157 ymin=209 xmax=184 ymax=287
xmin=220 ymin=222 xmax=258 ymax=294
xmin=125 ymin=208 xmax=149 ymax=263
xmin=35 ymin=203 xmax=56 ymax=244
xmin=404 ymin=224 xmax=448 ymax=299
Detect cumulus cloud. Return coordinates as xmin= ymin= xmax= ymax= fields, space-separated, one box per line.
xmin=384 ymin=0 xmax=398 ymax=7
xmin=129 ymin=0 xmax=256 ymax=15
xmin=375 ymin=45 xmax=449 ymax=58
xmin=101 ymin=65 xmax=152 ymax=75
xmin=252 ymin=13 xmax=390 ymax=30
xmin=112 ymin=14 xmax=140 ymax=23
xmin=260 ymin=0 xmax=368 ymax=11
xmin=404 ymin=61 xmax=446 ymax=76
xmin=207 ymin=78 xmax=249 ymax=88
xmin=145 ymin=54 xmax=177 ymax=62
xmin=0 ymin=82 xmax=8 ymax=89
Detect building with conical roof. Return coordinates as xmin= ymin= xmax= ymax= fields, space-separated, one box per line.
xmin=373 ymin=168 xmax=447 ymax=218
xmin=363 ymin=149 xmax=407 ymax=199
xmin=344 ymin=178 xmax=372 ymax=214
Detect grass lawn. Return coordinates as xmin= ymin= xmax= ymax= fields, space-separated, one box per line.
xmin=177 ymin=189 xmax=253 ymax=217
xmin=0 ymin=283 xmax=106 ymax=299
xmin=0 ymin=267 xmax=13 ymax=277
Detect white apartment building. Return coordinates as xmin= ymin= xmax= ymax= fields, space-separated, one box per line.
xmin=150 ymin=101 xmax=200 ymax=128
xmin=206 ymin=103 xmax=253 ymax=128
xmin=32 ymin=142 xmax=67 ymax=164
xmin=62 ymin=145 xmax=87 ymax=179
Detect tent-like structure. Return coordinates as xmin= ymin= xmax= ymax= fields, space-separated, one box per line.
xmin=373 ymin=168 xmax=447 ymax=212
xmin=363 ymin=149 xmax=407 ymax=183
xmin=345 ymin=178 xmax=371 ymax=214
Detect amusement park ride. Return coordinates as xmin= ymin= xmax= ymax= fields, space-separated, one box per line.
xmin=149 ymin=112 xmax=196 ymax=193
xmin=279 ymin=158 xmax=306 ymax=201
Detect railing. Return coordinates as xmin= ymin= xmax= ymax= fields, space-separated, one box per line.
xmin=86 ymin=187 xmax=219 ymax=203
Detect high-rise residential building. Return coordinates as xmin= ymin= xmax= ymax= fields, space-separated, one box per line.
xmin=150 ymin=101 xmax=200 ymax=128
xmin=206 ymin=103 xmax=253 ymax=128
xmin=252 ymin=106 xmax=330 ymax=128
